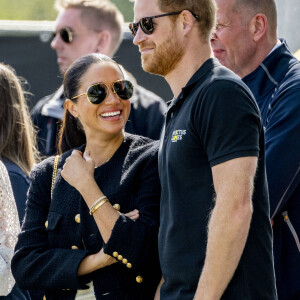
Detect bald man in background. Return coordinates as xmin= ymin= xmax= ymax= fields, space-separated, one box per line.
xmin=211 ymin=0 xmax=300 ymax=298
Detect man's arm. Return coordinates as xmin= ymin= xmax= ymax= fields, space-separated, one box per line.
xmin=194 ymin=156 xmax=256 ymax=300
xmin=154 ymin=277 xmax=164 ymax=300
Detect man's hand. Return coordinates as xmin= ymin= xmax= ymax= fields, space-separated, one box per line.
xmin=154 ymin=277 xmax=164 ymax=300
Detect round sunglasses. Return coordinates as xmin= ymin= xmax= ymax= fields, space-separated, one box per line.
xmin=71 ymin=80 xmax=134 ymax=104
xmin=129 ymin=10 xmax=199 ymax=38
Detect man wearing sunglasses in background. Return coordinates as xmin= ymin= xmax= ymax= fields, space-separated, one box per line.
xmin=31 ymin=0 xmax=167 ymax=157
xmin=130 ymin=0 xmax=277 ymax=299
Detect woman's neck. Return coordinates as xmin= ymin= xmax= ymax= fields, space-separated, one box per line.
xmin=85 ymin=132 xmax=125 ymax=167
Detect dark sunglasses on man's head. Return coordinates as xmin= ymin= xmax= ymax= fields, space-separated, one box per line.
xmin=128 ymin=10 xmax=199 ymax=38
xmin=52 ymin=27 xmax=74 ymax=43
xmin=71 ymin=80 xmax=134 ymax=105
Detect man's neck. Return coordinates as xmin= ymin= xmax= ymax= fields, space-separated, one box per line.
xmin=240 ymin=38 xmax=278 ymax=78
xmin=165 ymin=44 xmax=213 ymax=98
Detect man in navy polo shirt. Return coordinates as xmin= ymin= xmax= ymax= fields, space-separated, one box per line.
xmin=131 ymin=0 xmax=277 ymax=299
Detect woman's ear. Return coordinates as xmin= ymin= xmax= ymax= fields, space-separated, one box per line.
xmin=65 ymin=99 xmax=78 ymax=118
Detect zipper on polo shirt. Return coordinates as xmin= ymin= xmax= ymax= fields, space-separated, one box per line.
xmin=282 ymin=211 xmax=300 ymax=252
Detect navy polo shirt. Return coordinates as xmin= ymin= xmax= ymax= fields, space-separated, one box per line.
xmin=158 ymin=59 xmax=277 ymax=299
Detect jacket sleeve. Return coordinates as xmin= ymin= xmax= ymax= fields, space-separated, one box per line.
xmin=11 ymin=158 xmax=90 ymax=291
xmin=103 ymin=146 xmax=161 ymax=275
xmin=266 ymin=86 xmax=300 ymax=217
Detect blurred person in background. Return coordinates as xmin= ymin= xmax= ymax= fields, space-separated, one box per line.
xmin=31 ymin=0 xmax=167 ymax=157
xmin=0 ymin=62 xmax=39 ymax=299
xmin=0 ymin=161 xmax=20 ymax=298
xmin=211 ymin=0 xmax=300 ymax=298
xmin=0 ymin=63 xmax=39 ymax=224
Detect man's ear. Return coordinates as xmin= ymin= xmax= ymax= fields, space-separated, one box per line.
xmin=180 ymin=10 xmax=197 ymax=35
xmin=65 ymin=99 xmax=78 ymax=118
xmin=95 ymin=30 xmax=112 ymax=55
xmin=249 ymin=14 xmax=267 ymax=42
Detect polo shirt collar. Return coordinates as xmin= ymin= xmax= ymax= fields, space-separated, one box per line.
xmin=170 ymin=58 xmax=220 ymax=109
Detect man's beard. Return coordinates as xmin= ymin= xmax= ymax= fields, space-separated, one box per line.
xmin=141 ymin=30 xmax=184 ymax=77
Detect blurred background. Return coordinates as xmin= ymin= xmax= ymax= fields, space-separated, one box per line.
xmin=0 ymin=0 xmax=299 ymax=108
xmin=0 ymin=0 xmax=134 ymax=21
xmin=0 ymin=0 xmax=172 ymax=108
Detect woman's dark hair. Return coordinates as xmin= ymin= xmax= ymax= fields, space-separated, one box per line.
xmin=58 ymin=53 xmax=123 ymax=154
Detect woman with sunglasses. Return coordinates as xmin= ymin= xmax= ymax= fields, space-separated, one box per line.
xmin=12 ymin=54 xmax=161 ymax=300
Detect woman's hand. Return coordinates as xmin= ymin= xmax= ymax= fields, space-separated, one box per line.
xmin=125 ymin=209 xmax=139 ymax=221
xmin=96 ymin=248 xmax=117 ymax=269
xmin=78 ymin=248 xmax=117 ymax=276
xmin=61 ymin=150 xmax=96 ymax=194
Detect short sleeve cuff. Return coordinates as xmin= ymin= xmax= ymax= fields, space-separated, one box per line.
xmin=210 ymin=150 xmax=259 ymax=167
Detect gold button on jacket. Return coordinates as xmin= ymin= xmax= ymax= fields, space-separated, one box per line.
xmin=45 ymin=221 xmax=48 ymax=228
xmin=75 ymin=214 xmax=80 ymax=223
xmin=71 ymin=245 xmax=79 ymax=249
xmin=113 ymin=203 xmax=121 ymax=211
xmin=126 ymin=263 xmax=132 ymax=269
xmin=113 ymin=251 xmax=118 ymax=257
xmin=136 ymin=275 xmax=143 ymax=283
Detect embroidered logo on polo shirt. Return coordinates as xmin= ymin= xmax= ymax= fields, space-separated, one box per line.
xmin=171 ymin=130 xmax=186 ymax=142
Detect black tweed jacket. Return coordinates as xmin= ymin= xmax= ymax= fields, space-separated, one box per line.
xmin=12 ymin=134 xmax=161 ymax=300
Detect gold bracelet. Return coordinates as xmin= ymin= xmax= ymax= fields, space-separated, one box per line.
xmin=89 ymin=196 xmax=107 ymax=214
xmin=90 ymin=198 xmax=109 ymax=215
xmin=89 ymin=197 xmax=109 ymax=215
